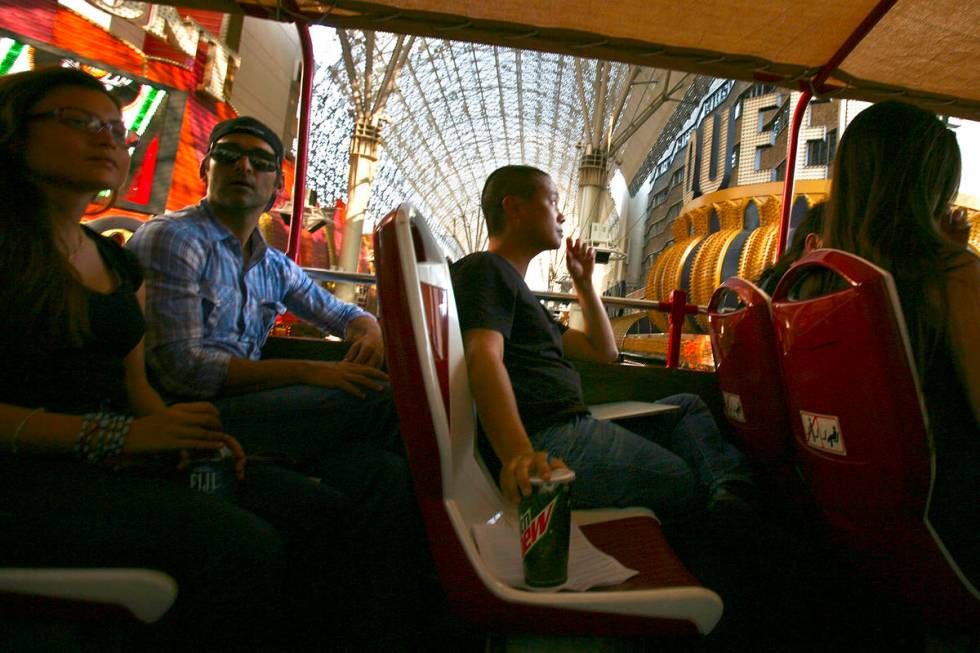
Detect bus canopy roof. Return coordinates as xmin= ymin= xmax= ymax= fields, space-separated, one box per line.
xmin=175 ymin=0 xmax=980 ymax=121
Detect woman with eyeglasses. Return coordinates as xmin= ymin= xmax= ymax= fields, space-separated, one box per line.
xmin=0 ymin=67 xmax=340 ymax=650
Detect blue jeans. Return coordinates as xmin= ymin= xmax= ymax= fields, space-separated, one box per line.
xmin=213 ymin=383 xmax=427 ymax=648
xmin=0 ymin=456 xmax=357 ymax=651
xmin=532 ymin=393 xmax=751 ymax=523
xmin=213 ymin=383 xmax=402 ymax=461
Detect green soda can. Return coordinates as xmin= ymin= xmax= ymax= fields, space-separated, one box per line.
xmin=519 ymin=467 xmax=575 ymax=587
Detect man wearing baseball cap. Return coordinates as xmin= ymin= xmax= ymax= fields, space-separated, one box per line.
xmin=128 ymin=116 xmax=428 ymax=646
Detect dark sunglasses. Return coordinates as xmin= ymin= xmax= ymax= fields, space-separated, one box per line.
xmin=29 ymin=107 xmax=140 ymax=148
xmin=209 ymin=144 xmax=279 ymax=173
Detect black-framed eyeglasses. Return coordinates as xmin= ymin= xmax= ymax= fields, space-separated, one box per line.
xmin=29 ymin=107 xmax=140 ymax=148
xmin=209 ymin=143 xmax=279 ymax=173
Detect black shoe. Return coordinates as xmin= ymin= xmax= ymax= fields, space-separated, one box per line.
xmin=706 ymin=480 xmax=759 ymax=529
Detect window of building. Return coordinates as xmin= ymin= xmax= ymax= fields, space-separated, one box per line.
xmin=731 ymin=144 xmax=740 ymax=170
xmin=754 ymin=146 xmax=765 ymax=171
xmin=746 ymin=84 xmax=776 ymax=99
xmin=772 ymin=160 xmax=786 ymax=182
xmin=806 ymin=138 xmax=829 ymax=166
xmin=709 ymin=113 xmax=721 ymax=181
xmin=827 ymin=128 xmax=838 ymax=163
xmin=757 ymin=104 xmax=779 ymax=133
xmin=670 ymin=167 xmax=685 ymax=188
xmin=648 ymin=188 xmax=669 ymax=211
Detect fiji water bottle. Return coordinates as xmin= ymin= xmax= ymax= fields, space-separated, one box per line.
xmin=187 ymin=445 xmax=237 ymax=502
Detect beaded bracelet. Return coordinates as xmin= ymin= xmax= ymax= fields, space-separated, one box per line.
xmin=74 ymin=411 xmax=133 ymax=464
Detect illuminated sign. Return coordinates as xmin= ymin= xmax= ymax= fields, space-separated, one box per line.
xmin=650 ymin=78 xmax=735 ymax=185
xmin=0 ymin=35 xmax=179 ymax=213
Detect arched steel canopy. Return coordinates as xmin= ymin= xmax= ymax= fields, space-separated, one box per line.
xmin=215 ymin=0 xmax=980 ymax=122
xmin=307 ymin=33 xmax=674 ymax=263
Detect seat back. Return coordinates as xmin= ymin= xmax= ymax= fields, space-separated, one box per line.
xmin=771 ymin=248 xmax=979 ymax=621
xmin=707 ymin=277 xmax=791 ymax=467
xmin=374 ymin=204 xmax=514 ymax=614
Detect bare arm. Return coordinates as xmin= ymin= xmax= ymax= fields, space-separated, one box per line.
xmin=561 ymin=238 xmax=618 ymax=363
xmin=2 ymin=404 xmax=85 ymax=454
xmin=463 ymin=328 xmax=565 ymax=504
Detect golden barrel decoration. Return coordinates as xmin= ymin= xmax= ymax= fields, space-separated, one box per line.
xmin=639 ymin=181 xmax=832 ymax=334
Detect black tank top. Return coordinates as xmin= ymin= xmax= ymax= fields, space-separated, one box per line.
xmin=1 ymin=227 xmax=144 ymax=414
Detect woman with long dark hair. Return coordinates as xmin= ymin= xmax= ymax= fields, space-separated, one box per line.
xmin=822 ymin=100 xmax=978 ymax=587
xmin=0 ymin=67 xmax=362 ymax=651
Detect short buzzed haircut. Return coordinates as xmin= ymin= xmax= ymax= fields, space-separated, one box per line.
xmin=481 ymin=165 xmax=549 ymax=236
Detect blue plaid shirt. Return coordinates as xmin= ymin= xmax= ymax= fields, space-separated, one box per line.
xmin=127 ymin=201 xmax=371 ymax=399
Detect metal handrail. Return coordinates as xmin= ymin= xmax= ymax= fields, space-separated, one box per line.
xmin=302 ymin=266 xmax=704 ymax=369
xmin=301 ymin=267 xmax=708 ymax=313
xmin=533 ymin=290 xmax=707 ymax=315
xmin=302 ymin=267 xmax=377 ymax=284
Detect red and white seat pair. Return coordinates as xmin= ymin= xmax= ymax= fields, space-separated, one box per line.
xmin=710 ymin=249 xmax=979 ymax=625
xmin=374 ymin=204 xmax=722 ymax=638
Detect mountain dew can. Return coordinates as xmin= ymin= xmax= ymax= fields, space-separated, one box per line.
xmin=519 ymin=467 xmax=575 ymax=587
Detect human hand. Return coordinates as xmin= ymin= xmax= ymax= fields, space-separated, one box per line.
xmin=125 ymin=402 xmax=227 ymax=455
xmin=343 ymin=317 xmax=385 ymax=368
xmin=565 ymin=237 xmax=595 ymax=284
xmin=940 ymin=207 xmax=972 ymax=248
xmin=343 ymin=329 xmax=385 ymax=368
xmin=299 ymin=360 xmax=389 ymax=397
xmin=499 ymin=450 xmax=568 ymax=505
xmin=223 ymin=436 xmax=247 ymax=479
xmin=176 ymin=435 xmax=247 ymax=480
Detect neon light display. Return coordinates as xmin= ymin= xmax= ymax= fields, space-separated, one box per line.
xmin=0 ymin=35 xmax=173 ymax=212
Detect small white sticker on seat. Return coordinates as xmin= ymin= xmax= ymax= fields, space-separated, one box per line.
xmin=723 ymin=391 xmax=745 ymax=423
xmin=800 ymin=411 xmax=846 ymax=455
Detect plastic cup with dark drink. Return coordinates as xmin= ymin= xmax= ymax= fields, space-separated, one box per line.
xmin=187 ymin=445 xmax=237 ymax=502
xmin=519 ymin=467 xmax=575 ymax=588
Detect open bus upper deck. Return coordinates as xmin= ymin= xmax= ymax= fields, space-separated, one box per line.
xmin=1 ymin=0 xmax=978 ymax=650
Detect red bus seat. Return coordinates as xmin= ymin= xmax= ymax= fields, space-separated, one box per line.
xmin=707 ymin=277 xmax=792 ymax=468
xmin=707 ymin=277 xmax=815 ymax=523
xmin=374 ymin=204 xmax=722 ymax=638
xmin=771 ymin=248 xmax=979 ymax=625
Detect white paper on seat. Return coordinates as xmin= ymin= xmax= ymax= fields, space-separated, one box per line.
xmin=472 ymin=516 xmax=638 ymax=592
xmin=588 ymin=401 xmax=680 ymax=421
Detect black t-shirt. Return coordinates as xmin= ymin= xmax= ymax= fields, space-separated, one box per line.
xmin=450 ymin=251 xmax=587 ymax=433
xmin=1 ymin=227 xmax=144 ymax=414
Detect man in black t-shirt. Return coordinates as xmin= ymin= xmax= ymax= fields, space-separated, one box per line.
xmin=451 ymin=165 xmax=752 ymax=522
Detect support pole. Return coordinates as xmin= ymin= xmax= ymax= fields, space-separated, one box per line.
xmin=776 ymin=90 xmax=811 ymax=256
xmin=335 ymin=118 xmax=382 ymax=302
xmin=666 ymin=289 xmax=688 ymax=369
xmin=287 ymin=22 xmax=314 ymax=264
xmin=775 ymin=0 xmax=899 ymax=256
xmin=576 ymin=148 xmax=609 ymax=237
